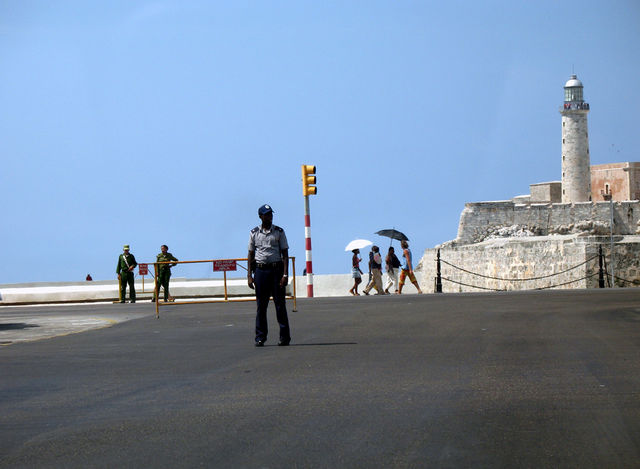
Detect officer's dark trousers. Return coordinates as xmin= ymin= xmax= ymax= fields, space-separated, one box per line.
xmin=154 ymin=269 xmax=171 ymax=301
xmin=120 ymin=272 xmax=136 ymax=302
xmin=254 ymin=266 xmax=290 ymax=343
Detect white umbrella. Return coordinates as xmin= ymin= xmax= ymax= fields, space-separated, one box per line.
xmin=345 ymin=239 xmax=373 ymax=252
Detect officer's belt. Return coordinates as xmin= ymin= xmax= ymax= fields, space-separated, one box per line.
xmin=256 ymin=261 xmax=283 ymax=270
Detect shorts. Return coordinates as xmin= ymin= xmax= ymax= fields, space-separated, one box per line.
xmin=399 ymin=269 xmax=416 ymax=285
xmin=352 ymin=267 xmax=361 ymax=279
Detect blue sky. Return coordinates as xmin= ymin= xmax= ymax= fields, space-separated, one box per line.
xmin=1 ymin=1 xmax=639 ymax=283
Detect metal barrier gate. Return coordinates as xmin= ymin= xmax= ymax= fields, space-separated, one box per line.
xmin=152 ymin=257 xmax=297 ymax=318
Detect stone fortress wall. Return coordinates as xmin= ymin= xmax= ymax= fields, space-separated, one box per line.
xmin=454 ymin=200 xmax=640 ymax=245
xmin=416 ymin=200 xmax=640 ymax=293
xmin=417 ymin=234 xmax=640 ymax=293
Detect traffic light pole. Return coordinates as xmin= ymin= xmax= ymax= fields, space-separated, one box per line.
xmin=304 ymin=195 xmax=313 ymax=297
xmin=301 ymin=164 xmax=317 ymax=298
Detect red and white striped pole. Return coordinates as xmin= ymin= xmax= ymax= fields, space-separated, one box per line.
xmin=304 ymin=195 xmax=313 ymax=297
xmin=301 ymin=165 xmax=317 ymax=298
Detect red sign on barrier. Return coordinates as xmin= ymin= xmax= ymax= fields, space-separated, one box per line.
xmin=139 ymin=263 xmax=148 ymax=275
xmin=213 ymin=260 xmax=237 ymax=272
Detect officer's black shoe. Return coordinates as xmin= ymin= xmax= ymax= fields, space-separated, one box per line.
xmin=255 ymin=340 xmax=265 ymax=347
xmin=278 ymin=340 xmax=290 ymax=346
xmin=131 ymin=300 xmax=136 ymax=303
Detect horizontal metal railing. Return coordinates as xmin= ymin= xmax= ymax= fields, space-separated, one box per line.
xmin=151 ymin=257 xmax=297 ymax=318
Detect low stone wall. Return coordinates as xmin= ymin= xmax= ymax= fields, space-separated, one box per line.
xmin=417 ymin=235 xmax=640 ymax=293
xmin=0 ymin=273 xmax=425 ymax=305
xmin=455 ymin=200 xmax=640 ymax=245
xmin=0 ymin=278 xmax=285 ymax=305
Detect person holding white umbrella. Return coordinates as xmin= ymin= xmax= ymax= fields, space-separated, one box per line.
xmin=349 ymin=249 xmax=364 ymax=295
xmin=345 ymin=239 xmax=371 ymax=296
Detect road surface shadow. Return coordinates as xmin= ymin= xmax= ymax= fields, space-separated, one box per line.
xmin=0 ymin=323 xmax=40 ymax=331
xmin=264 ymin=342 xmax=358 ymax=347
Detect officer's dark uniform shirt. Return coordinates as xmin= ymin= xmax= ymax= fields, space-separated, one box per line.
xmin=156 ymin=252 xmax=178 ymax=271
xmin=248 ymin=225 xmax=289 ymax=263
xmin=116 ymin=253 xmax=138 ymax=275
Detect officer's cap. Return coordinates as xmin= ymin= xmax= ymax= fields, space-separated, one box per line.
xmin=123 ymin=244 xmax=130 ymax=250
xmin=258 ymin=204 xmax=274 ymax=216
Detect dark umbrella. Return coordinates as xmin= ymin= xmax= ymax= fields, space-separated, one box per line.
xmin=375 ymin=229 xmax=409 ymax=246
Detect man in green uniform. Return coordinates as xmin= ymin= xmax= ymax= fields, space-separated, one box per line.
xmin=116 ymin=244 xmax=138 ymax=303
xmin=153 ymin=244 xmax=179 ymax=302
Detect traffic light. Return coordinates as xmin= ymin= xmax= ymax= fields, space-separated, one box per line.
xmin=301 ymin=165 xmax=317 ymax=196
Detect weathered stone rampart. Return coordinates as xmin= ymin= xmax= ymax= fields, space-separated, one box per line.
xmin=454 ymin=200 xmax=640 ymax=245
xmin=417 ymin=235 xmax=640 ymax=293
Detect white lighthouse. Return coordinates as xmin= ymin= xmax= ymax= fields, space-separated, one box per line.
xmin=560 ymin=74 xmax=591 ymax=203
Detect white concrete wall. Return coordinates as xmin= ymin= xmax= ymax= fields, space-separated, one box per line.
xmin=0 ymin=272 xmax=425 ymax=305
xmin=0 ymin=278 xmax=265 ymax=305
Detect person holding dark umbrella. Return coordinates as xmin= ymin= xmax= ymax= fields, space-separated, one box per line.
xmin=384 ymin=246 xmax=401 ymax=294
xmin=375 ymin=229 xmax=409 ymax=245
xmin=398 ymin=240 xmax=423 ymax=294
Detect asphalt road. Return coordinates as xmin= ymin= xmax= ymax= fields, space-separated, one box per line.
xmin=2 ymin=289 xmax=640 ymax=468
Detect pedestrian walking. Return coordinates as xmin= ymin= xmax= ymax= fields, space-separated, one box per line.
xmin=384 ymin=246 xmax=401 ymax=294
xmin=363 ymin=245 xmax=384 ymax=295
xmin=247 ymin=204 xmax=291 ymax=347
xmin=116 ymin=244 xmax=138 ymax=303
xmin=349 ymin=249 xmax=364 ymax=296
xmin=153 ymin=245 xmax=178 ymax=302
xmin=398 ymin=240 xmax=423 ymax=294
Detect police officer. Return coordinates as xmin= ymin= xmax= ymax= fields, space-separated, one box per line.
xmin=153 ymin=244 xmax=178 ymax=302
xmin=116 ymin=244 xmax=138 ymax=303
xmin=247 ymin=204 xmax=291 ymax=347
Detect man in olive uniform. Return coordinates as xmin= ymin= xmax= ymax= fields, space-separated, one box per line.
xmin=247 ymin=204 xmax=291 ymax=347
xmin=153 ymin=244 xmax=178 ymax=302
xmin=116 ymin=245 xmax=138 ymax=303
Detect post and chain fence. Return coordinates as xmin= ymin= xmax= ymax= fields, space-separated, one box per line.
xmin=432 ymin=245 xmax=637 ymax=292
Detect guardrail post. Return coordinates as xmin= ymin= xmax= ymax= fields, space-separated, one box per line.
xmin=291 ymin=257 xmax=297 ymax=312
xmin=223 ymin=271 xmax=228 ymax=301
xmin=154 ymin=263 xmax=159 ymax=318
xmin=436 ymin=249 xmax=443 ymax=293
xmin=598 ymin=245 xmax=605 ymax=288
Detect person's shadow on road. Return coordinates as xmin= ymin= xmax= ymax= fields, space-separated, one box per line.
xmin=0 ymin=323 xmax=40 ymax=331
xmin=278 ymin=342 xmax=357 ymax=347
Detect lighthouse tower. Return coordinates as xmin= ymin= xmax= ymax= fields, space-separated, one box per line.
xmin=560 ymin=74 xmax=591 ymax=203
